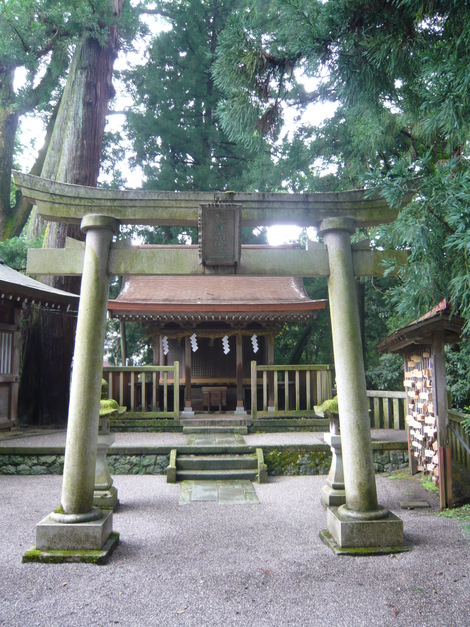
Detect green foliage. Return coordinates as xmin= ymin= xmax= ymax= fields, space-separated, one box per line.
xmin=0 ymin=235 xmax=42 ymax=271
xmin=462 ymin=409 xmax=470 ymax=436
xmin=438 ymin=504 xmax=470 ymax=521
xmin=0 ymin=0 xmax=118 ymax=67
xmin=0 ymin=0 xmax=119 ymax=114
xmin=274 ymin=278 xmax=333 ymax=366
xmin=105 ymin=319 xmax=153 ymax=366
xmin=444 ymin=345 xmax=470 ymax=410
xmin=123 ymin=0 xmax=269 ymax=192
xmin=213 ymin=0 xmax=470 ymax=399
xmin=420 ymin=474 xmax=439 ymax=494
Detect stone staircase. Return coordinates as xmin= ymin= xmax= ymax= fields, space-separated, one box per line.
xmin=167 ymin=439 xmax=267 ymax=484
xmin=179 ymin=414 xmax=251 ymax=435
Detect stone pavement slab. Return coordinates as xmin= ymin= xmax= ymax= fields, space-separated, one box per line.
xmin=179 ymin=480 xmax=259 ymax=505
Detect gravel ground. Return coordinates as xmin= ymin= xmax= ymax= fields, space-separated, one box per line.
xmin=1 ymin=473 xmax=469 ymax=627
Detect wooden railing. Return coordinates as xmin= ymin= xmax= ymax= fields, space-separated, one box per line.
xmin=102 ymin=363 xmax=180 ymax=419
xmin=367 ymin=390 xmax=407 ymax=430
xmin=250 ymin=362 xmax=333 ymax=419
xmin=448 ymin=410 xmax=470 ymax=470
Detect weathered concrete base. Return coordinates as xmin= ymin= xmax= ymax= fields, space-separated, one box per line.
xmin=319 ymin=530 xmax=411 ymax=556
xmin=36 ymin=509 xmax=113 ymax=551
xmin=23 ymin=532 xmax=119 ymax=564
xmin=93 ymin=486 xmax=119 ymax=510
xmin=321 ymin=484 xmax=346 ymax=507
xmin=326 ymin=506 xmax=405 ymax=551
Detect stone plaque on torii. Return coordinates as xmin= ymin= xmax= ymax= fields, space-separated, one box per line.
xmin=14 ymin=170 xmax=414 ymax=560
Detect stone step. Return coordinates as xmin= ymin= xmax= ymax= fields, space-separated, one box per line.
xmin=176 ymin=469 xmax=258 ymax=482
xmin=180 ymin=418 xmax=251 ymax=427
xmin=177 ymin=454 xmax=258 ymax=471
xmin=182 ymin=426 xmax=248 ymax=435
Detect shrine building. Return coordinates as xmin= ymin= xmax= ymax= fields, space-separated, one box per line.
xmin=108 ymin=250 xmax=327 ymax=413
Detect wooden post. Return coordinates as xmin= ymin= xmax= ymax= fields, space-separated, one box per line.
xmin=183 ymin=335 xmax=193 ymax=414
xmin=433 ymin=331 xmax=452 ymax=510
xmin=235 ymin=333 xmax=245 ymax=413
xmin=251 ymin=360 xmax=257 ymax=420
xmin=152 ymin=334 xmax=160 ymax=410
xmin=11 ymin=309 xmax=20 ymax=428
xmin=174 ymin=360 xmax=180 ymax=418
xmin=267 ymin=333 xmax=275 ymax=410
xmin=119 ymin=320 xmax=127 ymax=365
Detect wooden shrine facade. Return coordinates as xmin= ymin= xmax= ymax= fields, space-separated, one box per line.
xmin=108 ymin=268 xmax=327 ymax=413
xmin=0 ymin=260 xmax=79 ymax=429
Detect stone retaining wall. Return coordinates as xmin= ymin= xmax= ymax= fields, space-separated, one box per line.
xmin=0 ymin=445 xmax=408 ymax=476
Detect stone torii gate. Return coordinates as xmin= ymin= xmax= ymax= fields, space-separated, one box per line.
xmin=15 ymin=171 xmax=413 ymax=561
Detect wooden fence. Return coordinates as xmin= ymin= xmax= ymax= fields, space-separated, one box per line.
xmin=102 ymin=363 xmax=180 ymax=419
xmin=448 ymin=410 xmax=470 ymax=470
xmin=250 ymin=362 xmax=334 ymax=419
xmin=366 ymin=390 xmax=407 ymax=430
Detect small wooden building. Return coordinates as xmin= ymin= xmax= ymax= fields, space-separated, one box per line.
xmin=377 ymin=299 xmax=464 ymax=509
xmin=108 ymin=270 xmax=327 ymax=413
xmin=0 ymin=260 xmax=79 ymax=429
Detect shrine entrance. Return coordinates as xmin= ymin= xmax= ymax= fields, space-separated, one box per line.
xmin=14 ymin=169 xmax=414 ymax=559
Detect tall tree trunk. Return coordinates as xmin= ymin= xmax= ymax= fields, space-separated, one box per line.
xmin=19 ymin=1 xmax=123 ymax=425
xmin=0 ymin=68 xmax=19 ymax=238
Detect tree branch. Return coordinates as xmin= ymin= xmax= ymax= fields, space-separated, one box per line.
xmin=7 ymin=103 xmax=58 ymax=238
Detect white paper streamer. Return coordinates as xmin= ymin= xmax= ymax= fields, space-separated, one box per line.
xmin=190 ymin=333 xmax=198 ymax=352
xmin=162 ymin=336 xmax=169 ymax=356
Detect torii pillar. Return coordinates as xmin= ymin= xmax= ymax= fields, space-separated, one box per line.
xmin=30 ymin=215 xmax=120 ymax=562
xmin=318 ymin=218 xmax=405 ymax=554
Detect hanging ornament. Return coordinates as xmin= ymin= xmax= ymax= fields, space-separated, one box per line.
xmin=222 ymin=335 xmax=230 ymax=354
xmin=251 ymin=334 xmax=259 ymax=353
xmin=190 ymin=333 xmax=198 ymax=352
xmin=162 ymin=336 xmax=169 ymax=356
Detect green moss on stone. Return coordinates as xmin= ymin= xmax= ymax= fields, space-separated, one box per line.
xmin=314 ymin=396 xmax=339 ymax=417
xmin=22 ymin=533 xmax=120 ymax=564
xmin=99 ymin=399 xmax=126 ymax=417
xmin=265 ymin=449 xmax=332 ymax=476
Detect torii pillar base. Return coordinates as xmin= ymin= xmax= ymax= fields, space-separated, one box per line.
xmin=23 ymin=511 xmax=119 ymax=564
xmin=320 ymin=507 xmax=410 ymax=556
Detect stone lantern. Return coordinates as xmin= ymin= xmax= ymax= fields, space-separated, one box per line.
xmin=93 ymin=380 xmax=125 ymax=510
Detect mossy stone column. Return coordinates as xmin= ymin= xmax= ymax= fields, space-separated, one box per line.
xmin=319 ymin=217 xmax=385 ymax=519
xmin=59 ymin=215 xmax=119 ymax=519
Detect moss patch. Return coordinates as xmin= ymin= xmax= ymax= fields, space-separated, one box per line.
xmin=386 ymin=469 xmax=411 ymax=480
xmin=22 ymin=532 xmax=120 ymax=564
xmin=264 ymin=449 xmax=331 ymax=476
